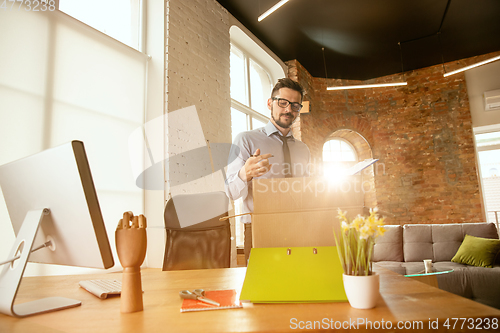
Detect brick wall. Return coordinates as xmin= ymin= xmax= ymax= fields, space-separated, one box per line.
xmin=165 ymin=0 xmax=231 ymax=145
xmin=165 ymin=0 xmax=231 ymax=196
xmin=163 ymin=0 xmax=492 ymax=227
xmin=287 ymin=60 xmax=314 ymax=141
xmin=286 ymin=52 xmax=499 ymax=225
xmin=164 ymin=0 xmax=235 ymax=264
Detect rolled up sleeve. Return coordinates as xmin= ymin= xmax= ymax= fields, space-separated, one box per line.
xmin=225 ymin=133 xmax=251 ymax=201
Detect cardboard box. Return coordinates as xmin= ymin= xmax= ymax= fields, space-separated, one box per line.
xmin=251 ymin=176 xmax=365 ymax=248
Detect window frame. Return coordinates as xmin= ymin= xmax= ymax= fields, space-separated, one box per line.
xmin=322 ymin=138 xmax=359 ymax=163
xmin=230 ymin=42 xmax=271 ymax=130
xmin=56 ymin=0 xmax=146 ymax=52
xmin=473 ymin=125 xmax=500 ymax=230
xmin=229 ymin=37 xmax=281 ymax=249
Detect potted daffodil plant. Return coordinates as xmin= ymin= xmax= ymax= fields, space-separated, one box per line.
xmin=334 ymin=208 xmax=386 ymax=309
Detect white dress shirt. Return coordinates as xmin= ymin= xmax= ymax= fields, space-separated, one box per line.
xmin=225 ymin=122 xmax=310 ymax=223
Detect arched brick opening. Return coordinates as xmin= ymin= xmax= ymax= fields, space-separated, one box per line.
xmin=324 ymin=129 xmax=378 ymax=209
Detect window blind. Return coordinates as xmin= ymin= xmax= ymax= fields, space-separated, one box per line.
xmin=0 ymin=8 xmax=148 ymax=275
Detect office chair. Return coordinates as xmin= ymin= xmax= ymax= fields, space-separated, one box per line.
xmin=162 ymin=191 xmax=231 ymax=270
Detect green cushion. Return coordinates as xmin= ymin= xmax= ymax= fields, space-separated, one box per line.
xmin=451 ymin=235 xmax=500 ymax=268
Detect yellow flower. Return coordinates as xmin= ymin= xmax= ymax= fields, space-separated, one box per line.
xmin=341 ymin=221 xmax=349 ymax=232
xmin=377 ymin=225 xmax=386 ymax=237
xmin=351 ymin=215 xmax=364 ymax=231
xmin=337 ymin=208 xmax=348 ymax=222
xmin=375 ymin=218 xmax=386 ymax=237
xmin=359 ymin=225 xmax=372 ymax=239
xmin=334 ymin=207 xmax=387 ymax=276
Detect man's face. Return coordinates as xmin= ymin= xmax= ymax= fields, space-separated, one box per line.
xmin=268 ymin=88 xmax=302 ymax=130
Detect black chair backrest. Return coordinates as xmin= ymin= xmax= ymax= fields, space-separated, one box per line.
xmin=162 ymin=191 xmax=230 ymax=270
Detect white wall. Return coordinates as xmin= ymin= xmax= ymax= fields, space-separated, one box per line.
xmin=465 ymin=55 xmax=500 ymax=224
xmin=165 ymin=0 xmax=231 ymax=185
xmin=466 ymin=57 xmax=500 ymax=129
xmin=164 ymin=0 xmax=233 ymax=263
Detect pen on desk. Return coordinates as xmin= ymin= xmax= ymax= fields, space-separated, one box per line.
xmin=180 ymin=290 xmax=220 ymax=307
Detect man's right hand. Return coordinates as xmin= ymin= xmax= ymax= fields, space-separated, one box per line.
xmin=239 ymin=148 xmax=273 ymax=182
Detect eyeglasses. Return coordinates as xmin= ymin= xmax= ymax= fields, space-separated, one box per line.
xmin=272 ymin=97 xmax=302 ymax=112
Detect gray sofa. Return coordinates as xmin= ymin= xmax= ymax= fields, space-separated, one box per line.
xmin=373 ymin=222 xmax=500 ymax=309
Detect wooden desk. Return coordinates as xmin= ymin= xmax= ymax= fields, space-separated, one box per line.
xmin=1 ymin=266 xmax=499 ymax=332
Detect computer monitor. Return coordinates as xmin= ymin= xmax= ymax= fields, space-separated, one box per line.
xmin=0 ymin=141 xmax=114 ymax=317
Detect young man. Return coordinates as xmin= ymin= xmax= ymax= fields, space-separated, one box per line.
xmin=225 ymin=78 xmax=311 ymax=263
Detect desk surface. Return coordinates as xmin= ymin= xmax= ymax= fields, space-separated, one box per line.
xmin=1 ymin=266 xmax=499 ymax=332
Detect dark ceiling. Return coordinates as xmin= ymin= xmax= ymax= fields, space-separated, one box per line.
xmin=216 ymin=0 xmax=500 ymax=80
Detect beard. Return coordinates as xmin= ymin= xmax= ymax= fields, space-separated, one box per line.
xmin=271 ymin=105 xmax=296 ymax=129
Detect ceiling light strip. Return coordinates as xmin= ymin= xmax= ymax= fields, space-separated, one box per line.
xmin=258 ymin=0 xmax=290 ymax=22
xmin=327 ymin=82 xmax=408 ymax=91
xmin=443 ymin=55 xmax=500 ymax=77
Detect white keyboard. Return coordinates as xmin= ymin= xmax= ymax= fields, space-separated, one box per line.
xmin=79 ymin=279 xmax=122 ymax=299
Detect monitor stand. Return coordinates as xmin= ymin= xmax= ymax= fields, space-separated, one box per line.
xmin=0 ymin=209 xmax=81 ymax=317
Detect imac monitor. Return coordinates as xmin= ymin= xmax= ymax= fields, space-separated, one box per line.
xmin=0 ymin=141 xmax=114 ymax=317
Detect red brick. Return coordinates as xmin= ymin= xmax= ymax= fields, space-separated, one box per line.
xmin=285 ymin=52 xmax=500 ymax=225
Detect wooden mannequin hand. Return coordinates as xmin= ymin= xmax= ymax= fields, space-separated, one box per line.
xmin=116 ymin=212 xmax=147 ymax=269
xmin=115 ymin=211 xmax=147 ymax=313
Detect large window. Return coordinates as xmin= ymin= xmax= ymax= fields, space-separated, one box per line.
xmin=230 ymin=43 xmax=272 ymax=248
xmin=0 ymin=7 xmax=147 ymax=276
xmin=229 ymin=26 xmax=285 ymax=248
xmin=230 ymin=44 xmax=272 ymax=141
xmin=475 ymin=130 xmax=500 ymax=231
xmin=59 ymin=0 xmax=143 ymax=50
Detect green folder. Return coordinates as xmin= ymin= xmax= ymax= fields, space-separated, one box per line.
xmin=240 ymin=246 xmax=348 ymax=303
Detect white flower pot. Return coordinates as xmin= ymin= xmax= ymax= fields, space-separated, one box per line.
xmin=342 ymin=273 xmax=380 ymax=309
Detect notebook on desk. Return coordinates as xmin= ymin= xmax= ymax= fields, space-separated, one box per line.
xmin=180 ymin=289 xmax=243 ymax=312
xmin=239 ymin=246 xmax=347 ymax=303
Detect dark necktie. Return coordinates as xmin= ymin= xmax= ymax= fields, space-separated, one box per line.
xmin=279 ymin=134 xmax=292 ymax=178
